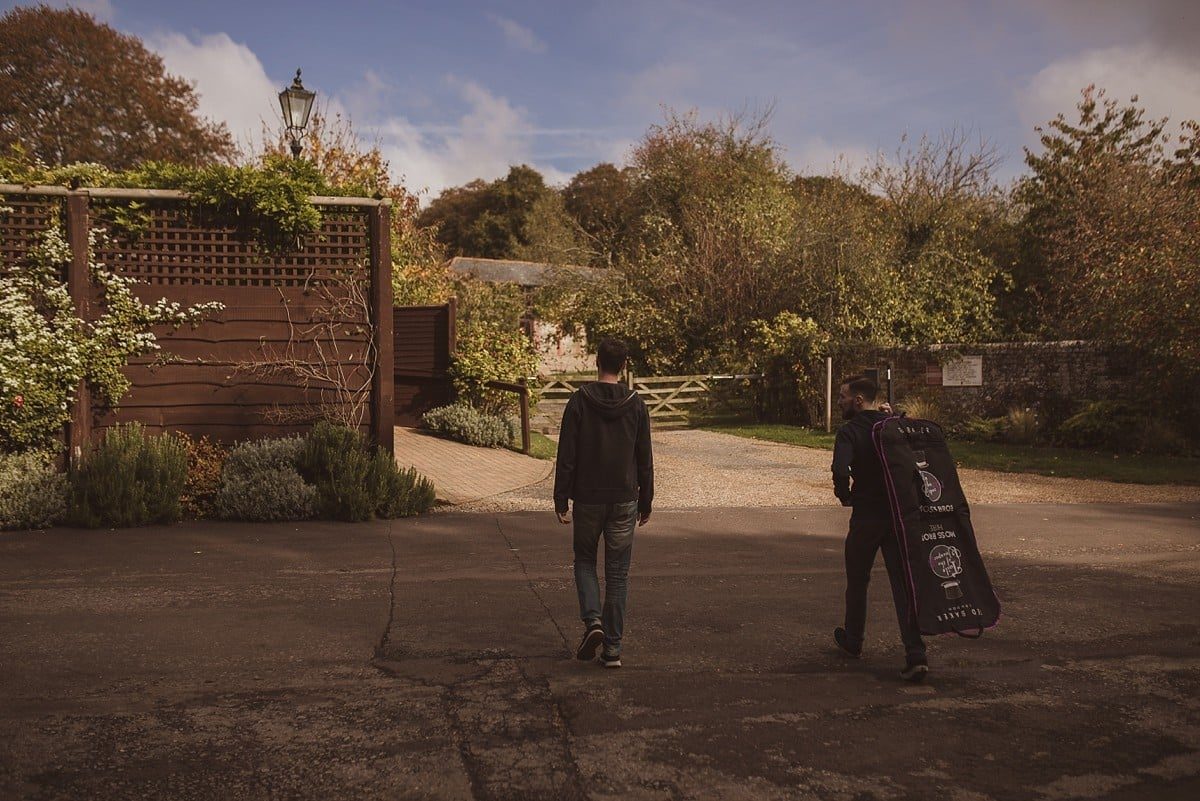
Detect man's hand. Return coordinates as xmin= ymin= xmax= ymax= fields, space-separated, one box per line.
xmin=879 ymin=402 xmax=894 ymax=415
xmin=638 ymin=512 xmax=650 ymax=527
xmin=556 ymin=511 xmax=571 ymax=525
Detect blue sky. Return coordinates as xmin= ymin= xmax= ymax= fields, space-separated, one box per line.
xmin=11 ymin=1 xmax=1200 ymax=196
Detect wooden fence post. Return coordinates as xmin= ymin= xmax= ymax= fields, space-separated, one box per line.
xmin=66 ymin=191 xmax=91 ymax=464
xmin=369 ymin=202 xmax=395 ymax=454
xmin=825 ymin=356 xmax=833 ymax=433
xmin=518 ymin=378 xmax=531 ymax=455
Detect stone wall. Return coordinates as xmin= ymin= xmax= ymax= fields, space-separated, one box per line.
xmin=844 ymin=341 xmax=1136 ymax=425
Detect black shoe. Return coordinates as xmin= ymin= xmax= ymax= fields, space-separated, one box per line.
xmin=576 ymin=624 xmax=604 ymax=661
xmin=834 ymin=627 xmax=862 ymax=658
xmin=599 ymin=652 xmax=622 ymax=669
xmin=901 ymin=656 xmax=929 ymax=683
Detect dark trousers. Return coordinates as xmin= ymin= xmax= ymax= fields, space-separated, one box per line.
xmin=572 ymin=501 xmax=637 ymax=656
xmin=843 ymin=513 xmax=926 ymax=659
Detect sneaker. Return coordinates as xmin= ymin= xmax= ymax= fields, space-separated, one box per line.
xmin=834 ymin=627 xmax=862 ymax=658
xmin=575 ymin=624 xmax=604 ymax=661
xmin=598 ymin=652 xmax=622 ymax=669
xmin=901 ymin=657 xmax=929 ymax=683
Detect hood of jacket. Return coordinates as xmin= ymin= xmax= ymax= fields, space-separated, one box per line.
xmin=579 ymin=381 xmax=640 ymax=420
xmin=846 ymin=408 xmax=889 ymax=433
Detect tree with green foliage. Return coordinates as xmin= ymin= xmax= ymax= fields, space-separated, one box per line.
xmin=543 ymin=114 xmax=1003 ymax=382
xmin=850 ymin=130 xmax=1004 ymax=345
xmin=563 ymin=162 xmax=635 ymax=267
xmin=510 ymin=189 xmax=586 ymax=265
xmin=1018 ymin=87 xmax=1200 ymax=405
xmin=418 ymin=165 xmax=580 ymax=262
xmin=601 ymin=111 xmax=803 ymax=371
xmin=0 ymin=5 xmax=235 ymax=169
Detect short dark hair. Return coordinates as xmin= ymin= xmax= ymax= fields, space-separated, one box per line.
xmin=842 ymin=374 xmax=878 ymax=402
xmin=596 ymin=338 xmax=629 ymax=374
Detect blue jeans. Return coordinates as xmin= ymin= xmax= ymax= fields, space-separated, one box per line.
xmin=573 ymin=501 xmax=638 ymax=656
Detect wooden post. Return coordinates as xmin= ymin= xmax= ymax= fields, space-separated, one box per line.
xmin=369 ymin=203 xmax=395 ymax=454
xmin=825 ymin=357 xmax=835 ymax=431
xmin=447 ymin=296 xmax=458 ymax=354
xmin=518 ymin=378 xmax=531 ymax=455
xmin=66 ymin=191 xmax=91 ymax=464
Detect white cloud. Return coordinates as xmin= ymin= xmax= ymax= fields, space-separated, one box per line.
xmin=1019 ymin=43 xmax=1200 ymax=133
xmin=623 ymin=61 xmax=700 ymax=115
xmin=488 ymin=14 xmax=547 ymax=54
xmin=146 ymin=30 xmax=281 ymax=154
xmin=365 ymin=77 xmax=572 ymax=196
xmin=142 ymin=27 xmax=589 ymax=196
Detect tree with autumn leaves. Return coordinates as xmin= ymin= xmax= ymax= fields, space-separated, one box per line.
xmin=0 ymin=5 xmax=235 ymax=169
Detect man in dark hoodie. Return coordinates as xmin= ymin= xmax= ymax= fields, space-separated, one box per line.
xmin=554 ymin=338 xmax=653 ymax=669
xmin=831 ymin=374 xmax=928 ymax=682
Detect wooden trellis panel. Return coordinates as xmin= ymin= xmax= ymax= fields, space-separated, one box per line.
xmin=0 ymin=194 xmax=61 ymax=275
xmin=93 ymin=204 xmax=370 ymax=287
xmin=0 ymin=186 xmax=393 ymax=451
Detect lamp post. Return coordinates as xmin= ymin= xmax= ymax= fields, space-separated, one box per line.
xmin=278 ymin=68 xmax=316 ymax=158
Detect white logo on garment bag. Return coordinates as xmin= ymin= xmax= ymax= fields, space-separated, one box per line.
xmin=930 ymin=544 xmax=965 ymax=599
xmin=929 ymin=544 xmax=963 ymax=579
xmin=918 ymin=470 xmax=943 ymax=502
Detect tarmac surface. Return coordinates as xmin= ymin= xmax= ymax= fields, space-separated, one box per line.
xmin=2 ymin=503 xmax=1199 ymax=800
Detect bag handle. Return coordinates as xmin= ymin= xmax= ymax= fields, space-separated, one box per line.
xmin=951 ymin=610 xmax=988 ymax=639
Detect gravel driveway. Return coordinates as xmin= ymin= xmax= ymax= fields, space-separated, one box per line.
xmin=452 ymin=429 xmax=1200 ymax=513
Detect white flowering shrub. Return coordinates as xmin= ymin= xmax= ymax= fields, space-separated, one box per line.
xmin=0 ymin=222 xmax=223 ymax=452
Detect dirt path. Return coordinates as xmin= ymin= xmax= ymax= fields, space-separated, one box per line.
xmin=452 ymin=429 xmax=1200 ymax=513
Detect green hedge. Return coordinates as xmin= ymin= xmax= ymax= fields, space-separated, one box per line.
xmin=69 ymin=424 xmax=188 ymax=528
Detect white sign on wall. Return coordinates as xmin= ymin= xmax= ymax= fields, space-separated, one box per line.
xmin=942 ymin=355 xmax=983 ymax=387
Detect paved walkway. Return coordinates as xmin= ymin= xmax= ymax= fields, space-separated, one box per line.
xmin=3 ymin=503 xmax=1199 ymax=799
xmin=454 ymin=429 xmax=1200 ymax=513
xmin=393 ymin=426 xmax=552 ymax=505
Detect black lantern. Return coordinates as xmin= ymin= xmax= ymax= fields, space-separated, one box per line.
xmin=278 ymin=68 xmax=316 ymax=158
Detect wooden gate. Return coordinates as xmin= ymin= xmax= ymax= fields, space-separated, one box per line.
xmin=532 ymin=373 xmax=759 ymax=432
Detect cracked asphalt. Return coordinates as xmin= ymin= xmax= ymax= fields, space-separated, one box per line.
xmin=2 ymin=503 xmax=1199 ymax=800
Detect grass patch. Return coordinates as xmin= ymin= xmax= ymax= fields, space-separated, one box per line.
xmin=706 ymin=424 xmax=1200 ymax=486
xmin=707 ymin=424 xmax=838 ymax=450
xmin=510 ymin=431 xmax=558 ymax=461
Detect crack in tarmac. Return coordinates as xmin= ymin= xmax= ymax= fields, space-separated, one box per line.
xmin=373 ymin=523 xmax=398 ymax=659
xmin=515 ymin=659 xmax=589 ymax=801
xmin=369 ymin=518 xmax=588 ymax=799
xmin=493 ymin=517 xmax=571 ymax=655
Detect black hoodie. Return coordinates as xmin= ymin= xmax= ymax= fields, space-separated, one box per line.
xmin=553 ymin=381 xmax=654 ymax=515
xmin=831 ymin=409 xmax=890 ymax=517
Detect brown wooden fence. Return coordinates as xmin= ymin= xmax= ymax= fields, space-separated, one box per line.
xmin=532 ymin=373 xmax=761 ymax=432
xmin=0 ymin=184 xmax=394 ymax=455
xmin=394 ymin=299 xmax=455 ymax=425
